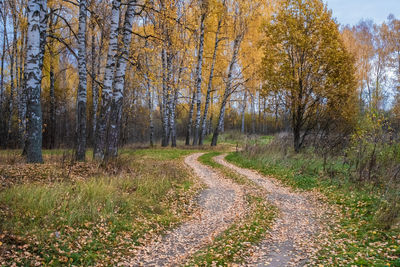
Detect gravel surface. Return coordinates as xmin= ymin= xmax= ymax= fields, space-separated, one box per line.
xmin=215 ymin=154 xmax=325 ymax=267
xmin=125 ymin=153 xmax=245 ymax=266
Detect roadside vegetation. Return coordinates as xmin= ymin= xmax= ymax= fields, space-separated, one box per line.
xmin=225 ymin=132 xmax=400 ymax=266
xmin=0 ymin=148 xmax=202 ymax=266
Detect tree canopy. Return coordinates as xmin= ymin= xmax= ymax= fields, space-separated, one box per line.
xmin=261 ymin=0 xmax=358 ymax=151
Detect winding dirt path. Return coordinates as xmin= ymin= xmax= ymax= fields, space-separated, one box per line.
xmin=214 ymin=154 xmax=324 ymax=267
xmin=126 ymin=153 xmax=245 ymax=266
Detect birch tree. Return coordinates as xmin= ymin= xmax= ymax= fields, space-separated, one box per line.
xmin=75 ymin=0 xmax=87 ymax=161
xmin=106 ymin=0 xmax=136 ymax=158
xmin=0 ymin=0 xmax=5 ymax=107
xmin=192 ymin=0 xmax=207 ymax=146
xmin=199 ymin=9 xmax=223 ymax=145
xmin=211 ymin=31 xmax=243 ymax=146
xmin=93 ymin=0 xmax=120 ymax=160
xmin=25 ymin=0 xmax=47 ymax=163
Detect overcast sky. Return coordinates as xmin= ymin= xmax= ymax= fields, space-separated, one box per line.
xmin=324 ymin=0 xmax=400 ymax=26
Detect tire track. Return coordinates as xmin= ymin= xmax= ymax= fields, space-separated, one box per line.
xmin=126 ymin=153 xmax=245 ymax=266
xmin=214 ymin=154 xmax=324 ymax=267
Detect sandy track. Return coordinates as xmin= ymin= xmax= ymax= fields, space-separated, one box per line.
xmin=214 ymin=154 xmax=323 ymax=267
xmin=126 ymin=153 xmax=245 ymax=266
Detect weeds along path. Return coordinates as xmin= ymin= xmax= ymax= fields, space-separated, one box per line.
xmin=214 ymin=154 xmax=325 ymax=267
xmin=127 ymin=153 xmax=245 ymax=266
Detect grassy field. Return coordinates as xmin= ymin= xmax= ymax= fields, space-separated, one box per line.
xmin=0 ymin=148 xmax=203 ymax=266
xmin=226 ymin=142 xmax=400 ymax=266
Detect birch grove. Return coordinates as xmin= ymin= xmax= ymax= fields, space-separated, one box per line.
xmin=1 ymin=0 xmax=398 ymax=163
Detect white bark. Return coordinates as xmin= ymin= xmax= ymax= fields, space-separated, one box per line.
xmin=199 ymin=17 xmax=222 ymax=145
xmin=106 ymin=0 xmax=136 ymax=158
xmin=76 ymin=0 xmax=87 ymax=161
xmin=26 ymin=0 xmax=47 ymax=163
xmin=93 ymin=0 xmax=120 ymax=160
xmin=192 ymin=2 xmax=206 ymax=145
xmin=211 ymin=33 xmax=243 ymax=146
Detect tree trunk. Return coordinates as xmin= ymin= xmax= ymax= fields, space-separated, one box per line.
xmin=170 ymin=58 xmax=184 ymax=147
xmin=7 ymin=33 xmax=16 ymax=145
xmin=75 ymin=0 xmax=88 ymax=161
xmin=250 ymin=93 xmax=256 ymax=134
xmin=192 ymin=4 xmax=206 ymax=146
xmin=19 ymin=30 xmax=28 ymax=151
xmin=185 ymin=87 xmax=196 ymax=145
xmin=293 ymin=124 xmax=301 ymax=153
xmin=0 ymin=1 xmax=5 ymax=105
xmin=262 ymin=97 xmax=267 ymax=134
xmin=169 ymin=88 xmax=178 ymax=147
xmin=91 ymin=22 xmax=98 ymax=146
xmin=49 ymin=48 xmax=55 ymax=149
xmin=241 ymin=90 xmax=247 ymax=134
xmin=211 ymin=34 xmax=243 ymax=146
xmin=145 ymin=74 xmax=154 ymax=147
xmin=161 ymin=48 xmax=171 ymax=147
xmin=199 ymin=18 xmax=221 ymax=145
xmin=106 ymin=0 xmax=136 ymax=159
xmin=93 ymin=0 xmax=120 ymax=160
xmin=25 ymin=0 xmax=47 ymax=163
xmin=18 ymin=26 xmax=27 ymax=148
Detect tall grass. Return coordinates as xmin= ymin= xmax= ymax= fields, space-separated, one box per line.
xmin=226 ymin=136 xmax=400 ymax=266
xmin=0 ymin=148 xmax=201 ymax=265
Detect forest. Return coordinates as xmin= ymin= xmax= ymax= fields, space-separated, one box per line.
xmin=0 ymin=0 xmax=399 ymax=265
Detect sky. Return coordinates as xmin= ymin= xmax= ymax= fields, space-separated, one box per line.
xmin=324 ymin=0 xmax=400 ymax=26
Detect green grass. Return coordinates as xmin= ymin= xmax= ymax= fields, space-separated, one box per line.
xmin=187 ymin=195 xmax=276 ymax=266
xmin=121 ymin=147 xmax=196 ymax=160
xmin=226 ymin=149 xmax=400 ymax=266
xmin=0 ymin=148 xmax=202 ymax=266
xmin=187 ymin=152 xmax=276 ymax=265
xmin=198 ymin=152 xmax=223 ymax=168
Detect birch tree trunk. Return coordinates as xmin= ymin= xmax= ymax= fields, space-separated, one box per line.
xmin=106 ymin=0 xmax=136 ymax=158
xmin=25 ymin=0 xmax=46 ymax=163
xmin=208 ymin=99 xmax=213 ymax=135
xmin=199 ymin=18 xmax=221 ymax=145
xmin=161 ymin=47 xmax=172 ymax=147
xmin=46 ymin=9 xmax=56 ymax=149
xmin=18 ymin=25 xmax=27 ymax=148
xmin=185 ymin=87 xmax=196 ymax=145
xmin=49 ymin=45 xmax=55 ymax=149
xmin=263 ymin=97 xmax=267 ymax=134
xmin=7 ymin=21 xmax=16 ymax=145
xmin=93 ymin=29 xmax=103 ymax=141
xmin=145 ymin=73 xmax=154 ymax=147
xmin=19 ymin=29 xmax=28 ymax=150
xmin=90 ymin=22 xmax=97 ymax=145
xmin=38 ymin=0 xmax=47 ymax=73
xmin=0 ymin=0 xmax=4 ymax=106
xmin=75 ymin=0 xmax=88 ymax=161
xmin=169 ymin=87 xmax=178 ymax=147
xmin=93 ymin=0 xmax=120 ymax=160
xmin=211 ymin=34 xmax=243 ymax=146
xmin=250 ymin=92 xmax=256 ymax=134
xmin=192 ymin=3 xmax=206 ymax=146
xmin=241 ymin=89 xmax=247 ymax=134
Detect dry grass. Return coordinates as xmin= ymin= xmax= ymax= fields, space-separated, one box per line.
xmin=0 ymin=148 xmax=202 ymax=266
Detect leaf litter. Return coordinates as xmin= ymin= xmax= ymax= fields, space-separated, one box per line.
xmin=215 ymin=154 xmax=331 ymax=266
xmin=124 ymin=153 xmax=246 ymax=266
